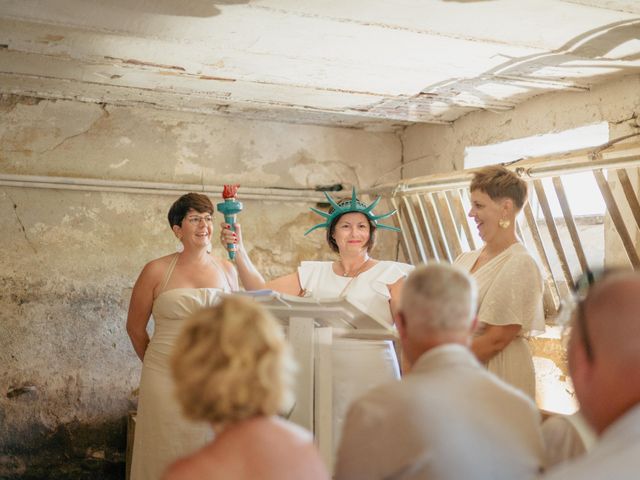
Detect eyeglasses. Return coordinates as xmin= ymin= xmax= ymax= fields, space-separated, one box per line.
xmin=186 ymin=215 xmax=213 ymax=225
xmin=574 ymin=296 xmax=594 ymax=362
xmin=571 ymin=269 xmax=611 ymax=362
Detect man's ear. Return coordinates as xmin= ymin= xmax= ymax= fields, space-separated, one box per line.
xmin=395 ymin=311 xmax=408 ymax=340
xmin=568 ymin=332 xmax=593 ymax=390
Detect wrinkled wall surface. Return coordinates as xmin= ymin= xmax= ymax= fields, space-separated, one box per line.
xmin=401 ymin=73 xmax=640 ymax=412
xmin=0 ymin=95 xmax=401 ymax=478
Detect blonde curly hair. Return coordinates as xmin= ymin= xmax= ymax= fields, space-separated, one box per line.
xmin=171 ymin=296 xmax=296 ymax=427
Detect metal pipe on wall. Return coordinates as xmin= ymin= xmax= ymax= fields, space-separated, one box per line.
xmin=0 ymin=173 xmax=327 ymax=203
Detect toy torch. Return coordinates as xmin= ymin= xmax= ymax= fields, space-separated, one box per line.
xmin=216 ymin=184 xmax=243 ymax=260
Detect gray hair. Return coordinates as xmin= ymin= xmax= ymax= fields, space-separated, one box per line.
xmin=401 ymin=263 xmax=477 ymax=332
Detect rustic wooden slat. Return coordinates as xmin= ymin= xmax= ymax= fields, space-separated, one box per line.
xmin=616 ymin=168 xmax=640 ymax=233
xmin=523 ymin=202 xmax=561 ymax=310
xmin=433 ymin=191 xmax=459 ymax=262
xmin=391 ymin=196 xmax=416 ymax=265
xmin=593 ymin=169 xmax=640 ymax=267
xmin=533 ymin=179 xmax=574 ymax=287
xmin=447 ymin=189 xmax=476 ymax=251
xmin=422 ymin=193 xmax=449 ymax=262
xmin=381 ymin=197 xmax=410 ymax=263
xmin=552 ymin=176 xmax=589 ymax=275
xmin=442 ymin=190 xmax=462 ymax=260
xmin=412 ymin=194 xmax=437 ymax=261
xmin=401 ymin=196 xmax=428 ymax=264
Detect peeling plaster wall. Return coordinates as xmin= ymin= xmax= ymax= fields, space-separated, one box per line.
xmin=0 ymin=95 xmax=401 ymax=478
xmin=401 ymin=73 xmax=640 ymax=413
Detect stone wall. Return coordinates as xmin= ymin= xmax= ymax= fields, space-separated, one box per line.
xmin=0 ymin=95 xmax=402 ymax=478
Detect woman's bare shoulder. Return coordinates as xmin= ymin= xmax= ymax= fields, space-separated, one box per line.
xmin=162 ymin=444 xmax=224 ymax=480
xmin=215 ymin=256 xmax=237 ymax=274
xmin=140 ymin=254 xmax=176 ymax=278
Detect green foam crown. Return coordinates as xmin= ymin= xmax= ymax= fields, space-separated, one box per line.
xmin=304 ymin=187 xmax=401 ymax=235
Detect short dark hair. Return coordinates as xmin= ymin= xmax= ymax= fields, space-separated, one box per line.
xmin=168 ymin=193 xmax=214 ymax=228
xmin=470 ymin=165 xmax=528 ymax=211
xmin=326 ymin=210 xmax=377 ymax=254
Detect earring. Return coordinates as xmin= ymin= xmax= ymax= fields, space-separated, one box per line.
xmin=206 ymin=242 xmax=212 ymax=254
xmin=176 ymin=237 xmax=184 ymax=252
xmin=499 ymin=218 xmax=511 ymax=229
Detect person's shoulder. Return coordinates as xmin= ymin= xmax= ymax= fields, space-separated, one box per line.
xmin=162 ymin=454 xmax=208 ymax=480
xmin=298 ymin=260 xmax=331 ymax=273
xmin=343 ymin=379 xmax=427 ymax=437
xmin=145 ymin=253 xmax=176 ymax=268
xmin=378 ymin=260 xmax=414 ymax=269
xmin=370 ymin=260 xmax=414 ymax=274
xmin=369 ymin=260 xmax=414 ymax=285
xmin=507 ymin=243 xmax=536 ymax=259
xmin=162 ymin=457 xmax=191 ymax=480
xmin=300 ymin=260 xmax=330 ymax=267
xmin=271 ymin=417 xmax=315 ymax=444
xmin=454 ymin=248 xmax=480 ymax=265
xmin=215 ymin=256 xmax=237 ymax=275
xmin=351 ymin=378 xmax=406 ymax=414
xmin=139 ymin=254 xmax=176 ymax=279
xmin=505 ymin=244 xmax=542 ymax=271
xmin=162 ymin=444 xmax=224 ymax=480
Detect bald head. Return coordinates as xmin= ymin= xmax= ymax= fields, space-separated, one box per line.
xmin=581 ymin=272 xmax=640 ymax=367
xmin=570 ymin=271 xmax=640 ymax=434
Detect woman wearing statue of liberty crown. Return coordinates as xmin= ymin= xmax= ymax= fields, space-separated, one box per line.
xmin=220 ymin=187 xmax=413 ymax=453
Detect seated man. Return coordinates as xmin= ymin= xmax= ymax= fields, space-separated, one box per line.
xmin=334 ymin=263 xmax=545 ymax=480
xmin=542 ymin=272 xmax=640 ymax=479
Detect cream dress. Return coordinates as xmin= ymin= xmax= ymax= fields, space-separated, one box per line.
xmin=455 ymin=243 xmax=545 ymax=399
xmin=298 ymin=260 xmax=414 ymax=450
xmin=130 ymin=254 xmax=231 ymax=480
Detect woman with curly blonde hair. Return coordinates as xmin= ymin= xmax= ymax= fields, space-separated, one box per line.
xmin=163 ymin=295 xmax=329 ymax=480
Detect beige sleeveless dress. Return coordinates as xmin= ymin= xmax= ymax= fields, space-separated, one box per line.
xmin=130 ymin=254 xmax=231 ymax=480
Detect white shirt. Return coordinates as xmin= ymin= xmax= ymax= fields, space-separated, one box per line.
xmin=542 ymin=404 xmax=640 ymax=480
xmin=335 ymin=344 xmax=545 ymax=480
xmin=298 ymin=260 xmax=414 ymax=326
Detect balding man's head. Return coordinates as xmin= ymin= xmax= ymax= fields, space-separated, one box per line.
xmin=569 ymin=271 xmax=640 ymax=434
xmin=398 ymin=264 xmax=477 ymax=363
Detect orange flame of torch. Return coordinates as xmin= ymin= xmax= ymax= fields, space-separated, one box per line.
xmin=222 ymin=184 xmax=240 ymax=199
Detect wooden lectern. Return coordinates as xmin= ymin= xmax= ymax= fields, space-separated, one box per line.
xmin=246 ymin=290 xmax=397 ymax=469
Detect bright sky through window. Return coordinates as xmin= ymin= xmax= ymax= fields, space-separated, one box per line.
xmin=464 ymin=123 xmax=609 ymax=217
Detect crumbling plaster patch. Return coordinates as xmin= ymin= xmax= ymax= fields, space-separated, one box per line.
xmin=1 ymin=97 xmax=402 ymax=189
xmin=0 ymin=98 xmax=106 ymax=157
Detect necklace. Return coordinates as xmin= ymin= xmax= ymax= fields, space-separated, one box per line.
xmin=339 ymin=257 xmax=369 ymax=277
xmin=337 ymin=258 xmax=371 ymax=298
